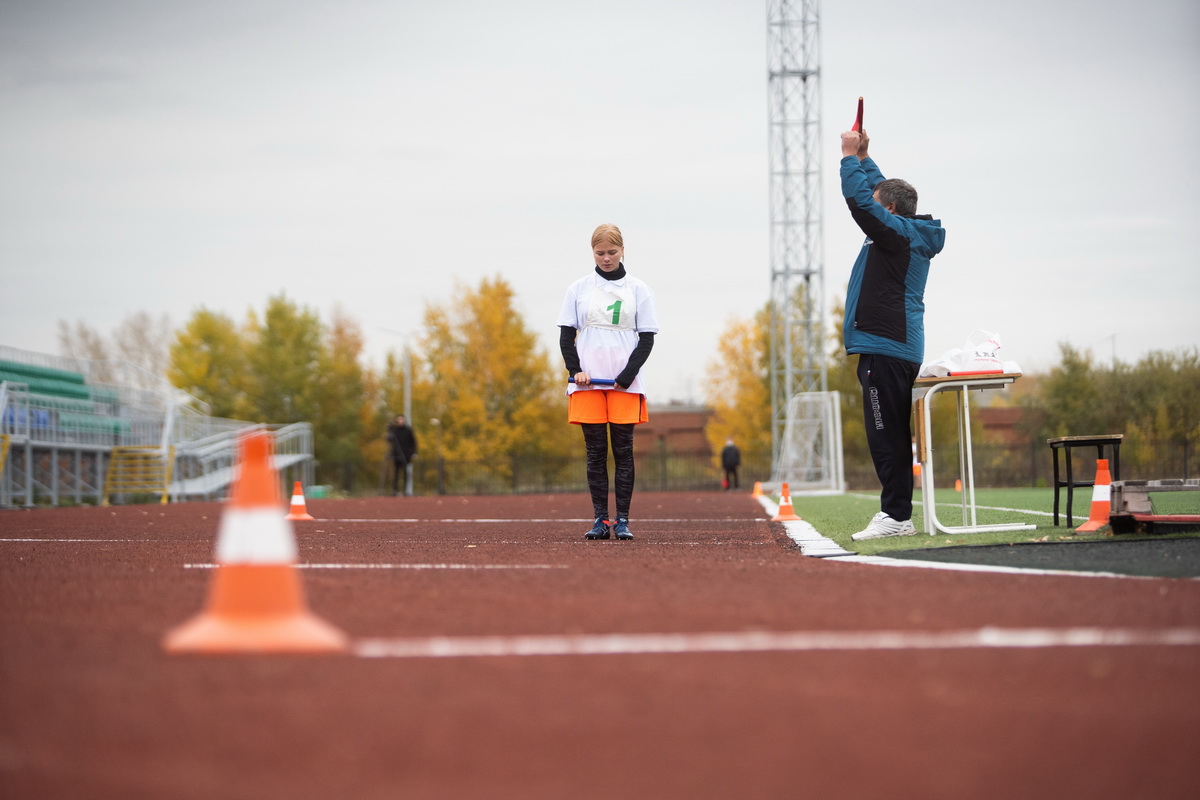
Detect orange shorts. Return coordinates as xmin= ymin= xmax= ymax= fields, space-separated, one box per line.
xmin=568 ymin=390 xmax=648 ymax=425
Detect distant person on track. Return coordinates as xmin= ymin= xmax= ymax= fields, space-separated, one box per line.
xmin=839 ymin=128 xmax=945 ymax=541
xmin=387 ymin=414 xmax=417 ymax=496
xmin=558 ymin=223 xmax=660 ymax=541
xmin=721 ymin=438 xmax=741 ymax=490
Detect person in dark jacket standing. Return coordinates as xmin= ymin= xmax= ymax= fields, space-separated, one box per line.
xmin=839 ymin=128 xmax=944 ymax=541
xmin=720 ymin=438 xmax=741 ymax=490
xmin=387 ymin=414 xmax=417 ymax=496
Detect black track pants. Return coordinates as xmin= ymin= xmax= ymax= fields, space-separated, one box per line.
xmin=581 ymin=422 xmax=636 ymax=520
xmin=856 ymin=353 xmax=919 ymax=521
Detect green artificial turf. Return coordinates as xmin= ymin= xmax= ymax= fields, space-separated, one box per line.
xmin=776 ymin=487 xmax=1199 ymax=555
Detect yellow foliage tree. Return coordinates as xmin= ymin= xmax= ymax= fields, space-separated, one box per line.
xmin=168 ymin=308 xmax=248 ymax=419
xmin=312 ymin=308 xmax=368 ymax=489
xmin=418 ymin=276 xmax=572 ymax=489
xmin=704 ymin=305 xmax=772 ymax=466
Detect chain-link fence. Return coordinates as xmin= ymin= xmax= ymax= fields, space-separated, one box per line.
xmin=372 ymin=437 xmax=1194 ymax=497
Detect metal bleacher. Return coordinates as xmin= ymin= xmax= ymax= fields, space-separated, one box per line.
xmin=0 ymin=346 xmax=313 ymax=508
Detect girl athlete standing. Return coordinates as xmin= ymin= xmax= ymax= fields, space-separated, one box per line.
xmin=557 ymin=224 xmax=659 ymax=540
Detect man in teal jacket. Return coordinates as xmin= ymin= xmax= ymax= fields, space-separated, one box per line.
xmin=840 ymin=129 xmax=945 ymax=541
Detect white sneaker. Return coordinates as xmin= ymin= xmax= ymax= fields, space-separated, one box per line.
xmin=851 ymin=512 xmax=918 ymax=541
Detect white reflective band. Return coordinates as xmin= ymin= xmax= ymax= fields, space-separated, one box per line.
xmin=1093 ymin=484 xmax=1111 ymax=501
xmin=214 ymin=508 xmax=298 ymax=563
xmin=354 ymin=627 xmax=1200 ymax=659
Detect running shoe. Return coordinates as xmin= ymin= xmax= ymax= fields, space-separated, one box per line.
xmin=585 ymin=518 xmax=611 ymax=540
xmin=851 ymin=512 xmax=918 ymax=541
xmin=613 ymin=517 xmax=633 ymax=540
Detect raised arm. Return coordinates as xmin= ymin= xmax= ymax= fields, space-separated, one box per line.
xmin=840 ymin=130 xmax=906 ymax=248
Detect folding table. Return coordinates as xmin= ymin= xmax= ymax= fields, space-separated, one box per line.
xmin=913 ymin=373 xmax=1036 ymax=535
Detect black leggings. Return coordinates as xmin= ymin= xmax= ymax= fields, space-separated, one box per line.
xmin=581 ymin=422 xmax=635 ymax=520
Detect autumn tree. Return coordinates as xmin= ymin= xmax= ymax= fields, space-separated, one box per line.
xmin=312 ymin=308 xmax=368 ymax=490
xmin=419 ymin=276 xmax=571 ymax=489
xmin=168 ymin=308 xmax=248 ymax=418
xmin=58 ymin=319 xmax=113 ymax=385
xmin=112 ymin=311 xmax=173 ymax=390
xmin=704 ymin=306 xmax=772 ymax=465
xmin=58 ymin=313 xmax=171 ymax=389
xmin=1028 ymin=344 xmax=1200 ymax=476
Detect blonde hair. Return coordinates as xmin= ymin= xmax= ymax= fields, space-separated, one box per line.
xmin=591 ymin=223 xmax=624 ymax=249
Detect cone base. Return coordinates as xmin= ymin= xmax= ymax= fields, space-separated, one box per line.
xmin=1075 ymin=520 xmax=1107 ymax=533
xmin=164 ymin=611 xmax=348 ymax=654
xmin=773 ymin=510 xmax=802 ymax=522
xmin=285 ymin=511 xmax=315 ymax=521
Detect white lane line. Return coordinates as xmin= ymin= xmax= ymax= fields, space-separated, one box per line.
xmin=333 ymin=518 xmax=766 ymax=523
xmin=182 ymin=563 xmax=565 ymax=570
xmin=0 ymin=538 xmax=146 ymax=543
xmin=756 ymin=497 xmax=854 ymax=557
xmin=354 ymin=626 xmax=1200 ymax=658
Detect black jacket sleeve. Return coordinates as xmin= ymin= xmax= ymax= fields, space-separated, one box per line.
xmin=615 ymin=332 xmax=655 ymax=389
xmin=559 ymin=326 xmax=582 ymax=376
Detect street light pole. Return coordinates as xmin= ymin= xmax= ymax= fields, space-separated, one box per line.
xmin=404 ymin=347 xmax=414 ymax=496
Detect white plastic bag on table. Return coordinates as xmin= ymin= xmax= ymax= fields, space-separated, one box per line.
xmin=919 ymin=330 xmax=1022 ymax=378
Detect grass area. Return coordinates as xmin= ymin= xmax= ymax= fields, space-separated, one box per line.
xmin=780 ymin=487 xmax=1200 ymax=556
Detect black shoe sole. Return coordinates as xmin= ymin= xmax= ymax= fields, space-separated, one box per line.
xmin=614 ymin=533 xmax=633 ymax=540
xmin=584 ymin=531 xmax=610 ymax=540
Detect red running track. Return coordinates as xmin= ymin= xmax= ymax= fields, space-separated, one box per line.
xmin=2 ymin=491 xmax=1199 ymax=799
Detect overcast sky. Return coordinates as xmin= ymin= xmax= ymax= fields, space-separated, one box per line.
xmin=2 ymin=0 xmax=1198 ymax=402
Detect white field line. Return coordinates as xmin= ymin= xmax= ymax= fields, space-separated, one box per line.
xmin=183 ymin=563 xmax=566 ymax=570
xmin=354 ymin=626 xmax=1200 ymax=659
xmin=847 ymin=491 xmax=1057 ymax=517
xmin=757 ymin=496 xmax=1147 ymax=578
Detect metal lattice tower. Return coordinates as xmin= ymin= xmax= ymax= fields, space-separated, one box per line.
xmin=767 ymin=0 xmax=826 ymax=467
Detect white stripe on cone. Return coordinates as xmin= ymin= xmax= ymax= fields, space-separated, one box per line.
xmin=215 ymin=508 xmax=298 ymax=563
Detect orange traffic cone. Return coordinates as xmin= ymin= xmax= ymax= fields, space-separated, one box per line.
xmin=772 ymin=482 xmax=801 ymax=522
xmin=954 ymin=478 xmax=962 ymax=493
xmin=752 ymin=481 xmax=763 ymax=498
xmin=1075 ymin=459 xmax=1112 ymax=533
xmin=286 ymin=481 xmax=315 ymax=521
xmin=164 ymin=431 xmax=347 ymax=654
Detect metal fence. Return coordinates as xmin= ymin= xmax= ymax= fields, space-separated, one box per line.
xmin=380 ymin=436 xmax=1195 ymax=498
xmin=386 ymin=446 xmax=775 ymax=497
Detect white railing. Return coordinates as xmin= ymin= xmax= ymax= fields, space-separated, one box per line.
xmin=1 ymin=344 xmax=314 ymax=505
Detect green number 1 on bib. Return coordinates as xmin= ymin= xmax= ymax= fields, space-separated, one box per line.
xmin=606 ymin=300 xmax=622 ymax=325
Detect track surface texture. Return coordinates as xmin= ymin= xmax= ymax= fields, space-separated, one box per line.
xmin=3 ymin=492 xmax=1199 ymax=799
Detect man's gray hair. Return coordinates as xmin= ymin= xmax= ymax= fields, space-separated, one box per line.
xmin=874 ymin=178 xmax=918 ymax=216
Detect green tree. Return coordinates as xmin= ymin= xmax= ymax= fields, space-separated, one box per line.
xmin=1036 ymin=343 xmax=1106 ymax=437
xmin=241 ymin=294 xmax=324 ymax=423
xmin=168 ymin=308 xmax=247 ymax=419
xmin=312 ymin=309 xmax=367 ymax=490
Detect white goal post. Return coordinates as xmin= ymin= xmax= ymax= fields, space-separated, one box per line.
xmin=772 ymin=391 xmax=845 ymax=494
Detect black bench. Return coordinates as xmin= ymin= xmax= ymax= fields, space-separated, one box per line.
xmin=1048 ymin=435 xmax=1123 ymax=526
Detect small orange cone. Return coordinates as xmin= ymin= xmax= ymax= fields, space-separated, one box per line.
xmin=286 ymin=481 xmax=315 ymax=521
xmin=1076 ymin=459 xmax=1112 ymax=533
xmin=752 ymin=481 xmax=763 ymax=498
xmin=164 ymin=431 xmax=347 ymax=654
xmin=772 ymin=482 xmax=801 ymax=522
xmin=954 ymin=478 xmax=962 ymax=493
